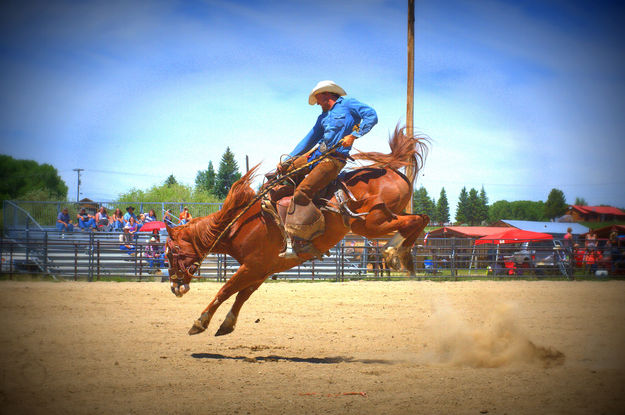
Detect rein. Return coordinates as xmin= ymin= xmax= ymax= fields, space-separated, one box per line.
xmin=174 ymin=126 xmax=359 ymax=282
xmin=204 ymin=138 xmax=348 ymax=258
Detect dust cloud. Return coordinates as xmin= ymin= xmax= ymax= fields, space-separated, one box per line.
xmin=422 ymin=301 xmax=565 ymax=368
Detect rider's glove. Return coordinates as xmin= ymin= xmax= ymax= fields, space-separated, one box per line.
xmin=341 ymin=134 xmax=356 ymax=148
xmin=276 ymin=159 xmax=292 ymax=174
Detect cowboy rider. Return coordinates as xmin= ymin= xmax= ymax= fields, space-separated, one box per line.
xmin=277 ymin=80 xmax=378 ymax=258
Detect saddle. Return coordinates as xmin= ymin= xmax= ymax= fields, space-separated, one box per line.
xmin=260 ymin=173 xmax=368 ymax=252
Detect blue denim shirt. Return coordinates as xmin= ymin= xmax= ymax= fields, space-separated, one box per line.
xmin=289 ymin=96 xmax=378 ymax=161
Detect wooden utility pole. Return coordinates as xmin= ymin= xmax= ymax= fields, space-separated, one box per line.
xmin=73 ymin=168 xmax=84 ymax=202
xmin=406 ymin=0 xmax=415 ymax=212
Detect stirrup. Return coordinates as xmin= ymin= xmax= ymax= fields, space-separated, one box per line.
xmin=278 ymin=238 xmax=300 ymax=259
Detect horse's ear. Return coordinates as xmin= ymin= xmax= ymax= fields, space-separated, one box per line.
xmin=166 ymin=224 xmax=174 ymax=236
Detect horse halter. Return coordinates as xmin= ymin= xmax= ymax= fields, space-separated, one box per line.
xmin=167 ymin=241 xmax=201 ymax=286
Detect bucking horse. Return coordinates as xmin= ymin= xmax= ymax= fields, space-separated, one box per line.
xmin=165 ymin=126 xmax=429 ymax=336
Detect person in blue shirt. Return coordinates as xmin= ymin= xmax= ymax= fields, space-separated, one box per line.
xmin=277 ymin=80 xmax=378 ymax=258
xmin=123 ymin=206 xmax=137 ymax=224
xmin=56 ymin=208 xmax=74 ymax=233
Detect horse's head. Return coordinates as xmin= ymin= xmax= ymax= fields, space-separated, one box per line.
xmin=165 ymin=224 xmax=201 ymax=297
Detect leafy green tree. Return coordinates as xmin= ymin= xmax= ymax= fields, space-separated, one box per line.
xmin=436 ymin=187 xmax=450 ymax=225
xmin=214 ymin=147 xmax=242 ymax=199
xmin=164 ymin=174 xmax=178 ymax=187
xmin=195 ymin=161 xmax=216 ymax=195
xmin=489 ymin=200 xmax=547 ymax=222
xmin=116 ymin=182 xmax=220 ymax=204
xmin=489 ymin=200 xmax=512 ymax=223
xmin=574 ymin=197 xmax=587 ymax=206
xmin=455 ymin=187 xmax=468 ymax=224
xmin=412 ymin=186 xmax=436 ymax=219
xmin=544 ymin=188 xmax=567 ymax=220
xmin=0 ymin=154 xmax=68 ymax=200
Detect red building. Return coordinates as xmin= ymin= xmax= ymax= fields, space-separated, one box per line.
xmin=567 ymin=205 xmax=625 ymax=222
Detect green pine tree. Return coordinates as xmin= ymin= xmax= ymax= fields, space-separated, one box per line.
xmin=436 ymin=187 xmax=450 ymax=225
xmin=467 ymin=188 xmax=480 ymax=225
xmin=195 ymin=161 xmax=216 ymax=195
xmin=479 ymin=186 xmax=489 ymax=224
xmin=455 ymin=187 xmax=468 ymax=224
xmin=214 ymin=147 xmax=242 ymax=199
xmin=413 ymin=186 xmax=436 ymax=218
xmin=164 ymin=174 xmax=178 ymax=187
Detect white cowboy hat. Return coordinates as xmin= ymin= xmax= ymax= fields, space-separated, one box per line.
xmin=308 ymin=80 xmax=346 ymax=105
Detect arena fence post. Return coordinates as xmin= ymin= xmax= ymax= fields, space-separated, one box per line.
xmin=73 ymin=243 xmax=78 ymax=281
xmin=96 ymin=240 xmax=101 ymax=281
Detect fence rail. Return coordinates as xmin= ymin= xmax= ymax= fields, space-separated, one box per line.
xmin=2 ymin=229 xmax=622 ymax=281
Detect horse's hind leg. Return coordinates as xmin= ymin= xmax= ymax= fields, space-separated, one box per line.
xmin=351 ymin=209 xmax=430 ymax=275
xmin=188 ymin=265 xmax=257 ymax=335
xmin=215 ymin=279 xmax=265 ymax=336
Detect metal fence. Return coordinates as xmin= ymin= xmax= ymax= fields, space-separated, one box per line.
xmin=2 ymin=229 xmax=622 ymax=281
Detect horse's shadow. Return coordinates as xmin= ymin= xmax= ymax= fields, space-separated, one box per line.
xmin=191 ymin=353 xmax=394 ymax=365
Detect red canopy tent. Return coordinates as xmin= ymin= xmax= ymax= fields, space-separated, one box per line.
xmin=139 ymin=221 xmax=166 ymax=232
xmin=474 ymin=228 xmax=553 ymax=245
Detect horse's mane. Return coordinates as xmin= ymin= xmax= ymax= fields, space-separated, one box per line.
xmin=177 ymin=165 xmax=259 ymax=251
xmin=351 ymin=125 xmax=429 ymax=185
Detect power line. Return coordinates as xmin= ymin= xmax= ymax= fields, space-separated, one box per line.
xmin=87 ymin=169 xmax=162 ymax=178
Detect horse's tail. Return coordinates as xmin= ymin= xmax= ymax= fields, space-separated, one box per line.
xmin=351 ymin=125 xmax=429 ymax=187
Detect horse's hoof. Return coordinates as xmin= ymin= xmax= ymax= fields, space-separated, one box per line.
xmin=215 ymin=326 xmax=234 ymax=337
xmin=188 ymin=320 xmax=206 ymax=336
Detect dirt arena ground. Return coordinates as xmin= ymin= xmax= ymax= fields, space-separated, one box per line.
xmin=0 ymin=279 xmax=624 ymax=415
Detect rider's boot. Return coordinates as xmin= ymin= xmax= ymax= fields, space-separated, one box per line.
xmin=279 ymin=193 xmax=325 ymax=259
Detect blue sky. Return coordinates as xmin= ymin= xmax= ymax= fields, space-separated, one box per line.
xmin=1 ymin=0 xmax=624 ymax=213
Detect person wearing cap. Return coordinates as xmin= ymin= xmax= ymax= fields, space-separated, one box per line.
xmin=123 ymin=206 xmax=137 ymax=225
xmin=277 ymin=80 xmax=377 ymax=258
xmin=145 ymin=235 xmax=165 ymax=270
xmin=76 ymin=208 xmax=97 ymax=231
xmin=118 ymin=224 xmax=135 ymax=254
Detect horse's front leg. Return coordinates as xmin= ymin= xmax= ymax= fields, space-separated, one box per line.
xmin=188 ymin=265 xmax=255 ymax=335
xmin=215 ymin=279 xmax=265 ymax=336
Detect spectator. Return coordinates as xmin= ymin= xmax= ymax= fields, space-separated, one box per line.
xmin=136 ymin=213 xmax=145 ymax=231
xmin=144 ymin=209 xmax=157 ymax=223
xmin=123 ymin=206 xmax=137 ymax=225
xmin=56 ymin=208 xmax=74 ymax=233
xmin=95 ymin=206 xmax=111 ymax=232
xmin=163 ymin=209 xmax=176 ymax=227
xmin=127 ymin=216 xmax=139 ymax=239
xmin=145 ymin=235 xmax=165 ymax=270
xmin=111 ymin=208 xmax=125 ymax=231
xmin=563 ymin=227 xmax=573 ymax=251
xmin=584 ymin=249 xmax=602 ymax=274
xmin=573 ymin=244 xmax=585 ymax=268
xmin=77 ymin=208 xmax=96 ymax=231
xmin=585 ymin=231 xmax=597 ymax=250
xmin=179 ymin=207 xmax=192 ymax=225
xmin=118 ymin=225 xmax=135 ymax=255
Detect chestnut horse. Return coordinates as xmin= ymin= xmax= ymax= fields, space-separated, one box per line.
xmin=165 ymin=127 xmax=429 ymax=336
